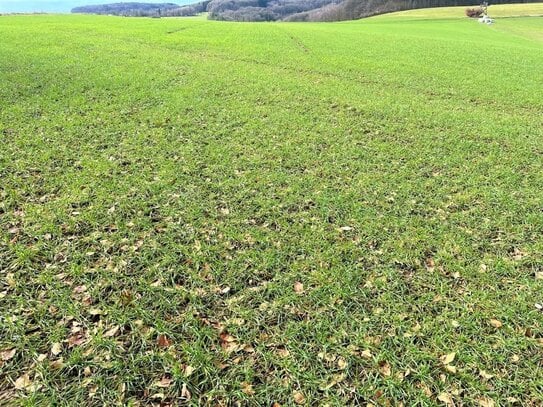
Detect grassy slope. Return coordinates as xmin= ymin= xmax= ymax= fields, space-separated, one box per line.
xmin=379 ymin=2 xmax=543 ymax=19
xmin=1 ymin=6 xmax=542 ymax=406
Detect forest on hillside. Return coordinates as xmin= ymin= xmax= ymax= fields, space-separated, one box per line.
xmin=72 ymin=0 xmax=539 ymax=21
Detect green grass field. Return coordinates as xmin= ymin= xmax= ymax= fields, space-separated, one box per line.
xmin=1 ymin=5 xmax=542 ymax=405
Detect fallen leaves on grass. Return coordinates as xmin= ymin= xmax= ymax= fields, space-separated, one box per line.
xmin=14 ymin=374 xmax=35 ymax=391
xmin=1 ymin=348 xmax=16 ymax=361
xmin=489 ymin=319 xmax=502 ymax=328
xmin=154 ymin=376 xmax=173 ymax=388
xmin=104 ymin=325 xmax=120 ymax=337
xmin=444 ymin=365 xmax=457 ymax=374
xmin=511 ymin=248 xmax=526 ymax=260
xmin=181 ymin=383 xmax=191 ymax=400
xmin=477 ymin=397 xmax=495 ymax=407
xmin=337 ymin=356 xmax=347 ymax=369
xmin=220 ymin=332 xmax=240 ymax=353
xmin=320 ymin=373 xmax=345 ymax=390
xmin=241 ymin=381 xmax=255 ymax=395
xmin=67 ymin=333 xmax=87 ymax=348
xmin=183 ymin=365 xmax=195 ymax=377
xmin=293 ymin=391 xmax=306 ymax=405
xmin=50 ymin=358 xmax=65 ymax=369
xmin=51 ymin=342 xmax=62 ymax=355
xmin=437 ymin=392 xmax=453 ymax=405
xmin=157 ymin=334 xmax=172 ymax=348
xmin=440 ymin=352 xmax=455 ymax=365
xmin=378 ymin=361 xmax=391 ymax=377
xmin=293 ymin=282 xmax=304 ymax=294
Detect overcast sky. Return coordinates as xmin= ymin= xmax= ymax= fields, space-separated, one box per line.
xmin=0 ymin=0 xmax=191 ymax=13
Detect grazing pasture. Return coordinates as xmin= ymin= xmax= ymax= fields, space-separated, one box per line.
xmin=1 ymin=5 xmax=542 ymax=405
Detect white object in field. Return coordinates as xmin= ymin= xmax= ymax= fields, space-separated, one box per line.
xmin=478 ymin=15 xmax=494 ymax=24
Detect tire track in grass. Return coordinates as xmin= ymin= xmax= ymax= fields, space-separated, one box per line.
xmin=165 ymin=22 xmax=207 ymax=34
xmin=274 ymin=25 xmax=310 ymax=53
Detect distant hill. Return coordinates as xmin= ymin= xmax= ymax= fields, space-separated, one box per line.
xmin=71 ymin=0 xmax=541 ymax=20
xmin=206 ymin=0 xmax=541 ymax=21
xmin=71 ymin=2 xmax=180 ymax=15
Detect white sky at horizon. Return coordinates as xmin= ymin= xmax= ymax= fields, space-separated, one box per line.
xmin=0 ymin=0 xmax=193 ymax=13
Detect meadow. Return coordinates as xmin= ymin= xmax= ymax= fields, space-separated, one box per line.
xmin=1 ymin=4 xmax=543 ymax=405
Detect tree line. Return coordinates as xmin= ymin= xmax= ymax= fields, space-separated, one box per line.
xmin=72 ymin=0 xmax=539 ymax=21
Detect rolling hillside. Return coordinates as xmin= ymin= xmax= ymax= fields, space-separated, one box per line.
xmin=1 ymin=5 xmax=542 ymax=405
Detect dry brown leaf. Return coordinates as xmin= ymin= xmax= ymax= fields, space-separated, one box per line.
xmin=489 ymin=319 xmax=502 ymax=328
xmin=1 ymin=348 xmax=16 ymax=361
xmin=293 ymin=282 xmax=304 ymax=294
xmin=51 ymin=358 xmax=65 ymax=369
xmin=51 ymin=342 xmax=62 ymax=356
xmin=437 ymin=392 xmax=454 ymax=405
xmin=88 ymin=385 xmax=98 ymax=397
xmin=535 ymin=272 xmax=543 ymax=280
xmin=88 ymin=308 xmax=103 ymax=316
xmin=155 ymin=376 xmax=173 ymax=388
xmin=512 ymin=248 xmax=526 ymax=260
xmin=104 ymin=326 xmax=120 ymax=338
xmin=67 ymin=333 xmax=86 ymax=347
xmin=241 ymin=381 xmax=255 ymax=395
xmin=157 ymin=334 xmax=171 ymax=348
xmin=440 ymin=352 xmax=456 ymax=365
xmin=360 ymin=349 xmax=372 ymax=359
xmin=220 ymin=332 xmax=235 ymax=343
xmin=445 ymin=365 xmax=457 ymax=374
xmin=276 ymin=348 xmax=290 ymax=358
xmin=293 ymin=391 xmax=306 ymax=405
xmin=337 ymin=357 xmax=347 ymax=369
xmin=181 ymin=383 xmax=191 ymax=400
xmin=320 ymin=373 xmax=345 ymax=391
xmin=8 ymin=226 xmax=20 ymax=234
xmin=477 ymin=397 xmax=495 ymax=407
xmin=242 ymin=344 xmax=255 ymax=353
xmin=379 ymin=361 xmax=391 ymax=377
xmin=14 ymin=374 xmax=32 ymax=390
xmin=6 ymin=274 xmax=16 ymax=287
xmin=221 ymin=341 xmax=240 ymax=353
xmin=417 ymin=382 xmax=432 ymax=397
xmin=151 ymin=392 xmax=165 ymax=400
xmin=184 ymin=365 xmax=195 ymax=377
xmin=84 ymin=366 xmax=92 ymax=376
